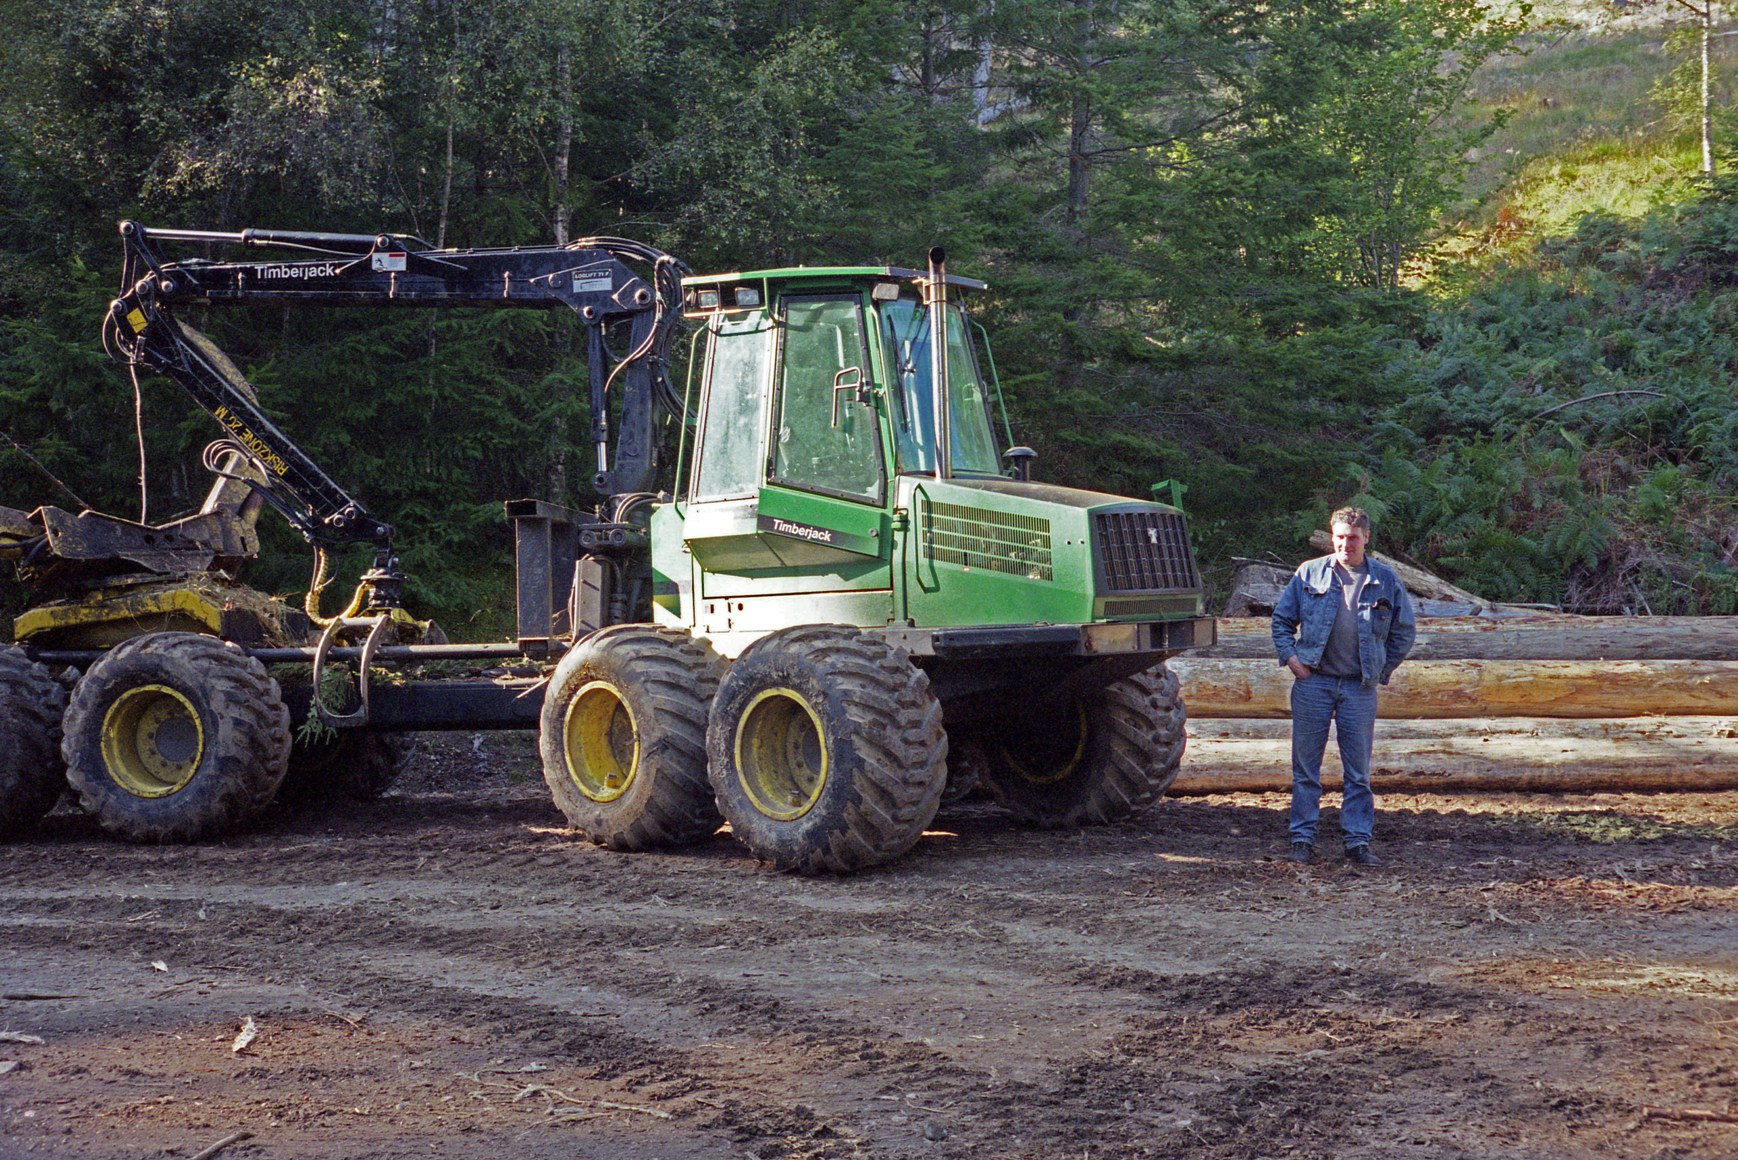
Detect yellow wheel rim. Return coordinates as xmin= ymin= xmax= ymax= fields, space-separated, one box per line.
xmin=100 ymin=684 xmax=204 ymax=798
xmin=1003 ymin=700 xmax=1089 ymax=786
xmin=563 ymin=680 xmax=638 ymax=803
xmin=735 ymin=688 xmax=827 ymax=821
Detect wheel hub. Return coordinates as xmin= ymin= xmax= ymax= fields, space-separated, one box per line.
xmin=563 ymin=681 xmax=638 ymax=803
xmin=735 ymin=688 xmax=827 ymax=821
xmin=100 ymin=684 xmax=204 ymax=797
xmin=1001 ymin=699 xmax=1090 ymax=785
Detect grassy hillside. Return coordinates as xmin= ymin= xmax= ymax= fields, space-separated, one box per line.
xmin=1452 ymin=18 xmax=1736 ymax=235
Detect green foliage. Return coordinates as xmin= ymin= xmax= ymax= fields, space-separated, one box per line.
xmin=1355 ymin=186 xmax=1738 ymax=612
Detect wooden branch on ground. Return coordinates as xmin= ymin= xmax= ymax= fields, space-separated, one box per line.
xmin=1640 ymin=1105 xmax=1738 ymax=1124
xmin=1194 ymin=616 xmax=1738 ymax=661
xmin=1171 ymin=716 xmax=1738 ymax=794
xmin=1171 ymin=658 xmax=1738 ymax=719
xmin=189 ymin=1132 xmax=254 ymax=1160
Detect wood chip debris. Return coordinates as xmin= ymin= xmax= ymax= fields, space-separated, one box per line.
xmin=460 ymin=1072 xmax=673 ymax=1119
xmin=0 ymin=1032 xmax=45 ymax=1045
xmin=231 ymin=1017 xmax=259 ymax=1054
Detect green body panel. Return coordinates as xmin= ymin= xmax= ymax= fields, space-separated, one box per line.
xmin=650 ymin=498 xmax=894 ymax=645
xmin=755 ymin=484 xmax=887 ymax=561
xmin=893 ymin=476 xmax=1202 ymax=628
xmin=677 ymin=490 xmax=891 ymax=600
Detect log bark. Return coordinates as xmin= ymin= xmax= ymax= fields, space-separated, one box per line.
xmin=1196 ymin=615 xmax=1738 ymax=661
xmin=1223 ymin=563 xmax=1290 ymax=618
xmin=1172 ymin=658 xmax=1738 ymax=719
xmin=1306 ymin=531 xmax=1493 ymax=609
xmin=1171 ymin=716 xmax=1738 ymax=794
xmin=1189 ymin=715 xmax=1738 ymax=741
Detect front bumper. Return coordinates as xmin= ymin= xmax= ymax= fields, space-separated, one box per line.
xmin=872 ymin=616 xmax=1216 ymax=660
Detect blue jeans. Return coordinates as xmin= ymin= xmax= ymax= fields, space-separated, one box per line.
xmin=1289 ymin=672 xmax=1378 ymax=849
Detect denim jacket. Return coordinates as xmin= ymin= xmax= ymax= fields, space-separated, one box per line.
xmin=1271 ymin=555 xmax=1418 ymax=688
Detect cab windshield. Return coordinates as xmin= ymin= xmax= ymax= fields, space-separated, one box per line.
xmin=880 ymin=298 xmax=1003 ymax=476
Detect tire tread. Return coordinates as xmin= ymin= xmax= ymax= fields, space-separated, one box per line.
xmin=62 ymin=633 xmax=290 ymax=842
xmin=539 ymin=625 xmax=722 ymax=850
xmin=708 ymin=625 xmax=945 ymax=874
xmin=0 ymin=648 xmax=69 ymax=838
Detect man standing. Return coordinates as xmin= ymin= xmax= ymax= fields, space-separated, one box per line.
xmin=1270 ymin=507 xmax=1417 ymax=865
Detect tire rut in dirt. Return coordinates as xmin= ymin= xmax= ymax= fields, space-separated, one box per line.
xmin=707 ymin=625 xmax=946 ymax=874
xmin=61 ymin=632 xmax=291 ymax=842
xmin=3 ymin=903 xmax=972 ymax=1151
xmin=0 ymin=647 xmax=69 ymax=839
xmin=540 ymin=625 xmax=724 ymax=850
xmin=982 ymin=662 xmax=1186 ymax=828
xmin=0 ymin=902 xmax=1451 ymax=1159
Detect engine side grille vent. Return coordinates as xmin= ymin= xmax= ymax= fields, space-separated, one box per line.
xmin=925 ymin=502 xmax=1053 ymax=581
xmin=1094 ymin=510 xmax=1200 ymax=593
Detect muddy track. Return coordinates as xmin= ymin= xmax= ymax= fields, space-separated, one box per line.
xmin=2 ymin=735 xmax=1735 ymax=1158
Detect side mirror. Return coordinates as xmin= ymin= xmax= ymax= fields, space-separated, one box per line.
xmin=1003 ymin=445 xmax=1037 ymax=482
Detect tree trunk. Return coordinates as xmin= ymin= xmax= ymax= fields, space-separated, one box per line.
xmin=1196 ymin=615 xmax=1738 ymax=661
xmin=975 ymin=35 xmax=993 ymax=125
xmin=1701 ymin=5 xmax=1715 ymax=178
xmin=1064 ymin=2 xmax=1093 ymax=231
xmin=552 ymin=45 xmax=574 ymax=246
xmin=1065 ymin=85 xmax=1091 ymax=230
xmin=547 ymin=42 xmax=576 ymax=505
xmin=1171 ymin=715 xmax=1738 ymax=794
xmin=1172 ymin=657 xmax=1738 ymax=719
xmin=920 ymin=9 xmax=937 ymax=97
xmin=437 ymin=113 xmax=454 ymax=250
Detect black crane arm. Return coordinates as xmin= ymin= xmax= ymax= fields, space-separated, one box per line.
xmin=106 ymin=220 xmax=689 ymax=561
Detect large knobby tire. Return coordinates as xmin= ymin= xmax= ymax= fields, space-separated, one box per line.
xmin=981 ymin=663 xmax=1186 ymax=829
xmin=539 ymin=624 xmax=724 ymax=850
xmin=279 ymin=730 xmax=413 ymax=804
xmin=0 ymin=648 xmax=69 ymax=839
xmin=62 ymin=633 xmax=291 ymax=842
xmin=707 ymin=625 xmax=946 ymax=874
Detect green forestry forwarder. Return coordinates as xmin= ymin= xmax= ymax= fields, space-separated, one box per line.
xmin=0 ymin=223 xmax=1213 ymax=872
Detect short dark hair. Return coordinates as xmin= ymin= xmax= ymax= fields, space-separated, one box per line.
xmin=1329 ymin=506 xmax=1371 ymax=533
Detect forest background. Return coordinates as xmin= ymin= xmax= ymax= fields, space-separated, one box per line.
xmin=3 ymin=0 xmax=1737 ymax=637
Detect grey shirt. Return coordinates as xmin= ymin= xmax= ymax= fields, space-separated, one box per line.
xmin=1315 ymin=561 xmax=1369 ymax=678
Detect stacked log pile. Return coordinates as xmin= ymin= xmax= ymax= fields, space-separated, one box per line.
xmin=1170 ymin=563 xmax=1738 ymax=793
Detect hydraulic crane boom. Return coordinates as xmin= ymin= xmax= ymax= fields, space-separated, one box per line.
xmin=106 ymin=220 xmax=688 ymax=568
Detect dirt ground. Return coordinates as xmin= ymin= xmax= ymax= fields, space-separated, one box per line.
xmin=2 ymin=733 xmax=1735 ymax=1160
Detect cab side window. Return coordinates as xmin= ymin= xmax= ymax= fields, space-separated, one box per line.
xmin=770 ymin=296 xmax=883 ymax=503
xmin=692 ymin=313 xmax=774 ymax=502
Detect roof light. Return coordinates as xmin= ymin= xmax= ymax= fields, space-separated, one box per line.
xmin=871 ymin=281 xmax=900 ymax=302
xmin=691 ymin=288 xmax=720 ymax=311
xmin=733 ymin=286 xmax=761 ymax=308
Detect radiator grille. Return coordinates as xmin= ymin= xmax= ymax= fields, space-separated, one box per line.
xmin=1094 ymin=510 xmax=1200 ymax=593
xmin=925 ymin=502 xmax=1053 ymax=581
